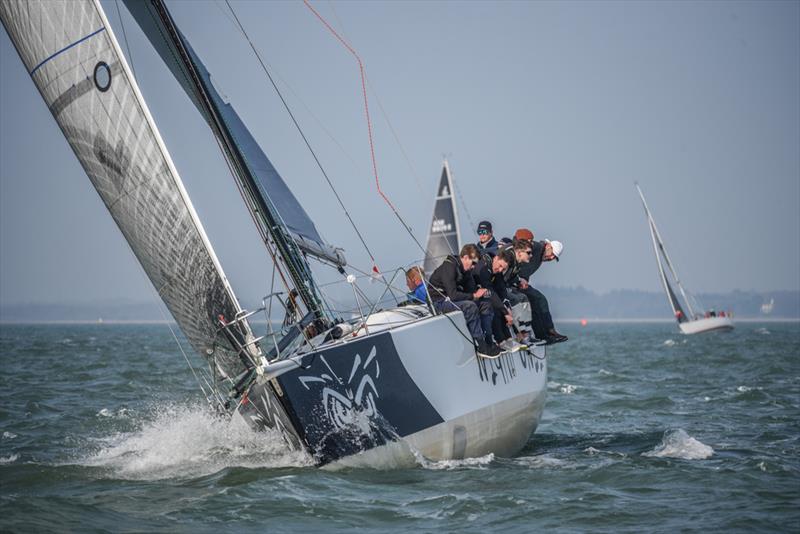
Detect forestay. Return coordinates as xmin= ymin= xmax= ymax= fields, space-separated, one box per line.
xmin=423 ymin=161 xmax=462 ymax=277
xmin=0 ymin=0 xmax=253 ymax=378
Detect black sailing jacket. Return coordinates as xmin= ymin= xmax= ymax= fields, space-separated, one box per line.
xmin=428 ymin=255 xmax=475 ymax=302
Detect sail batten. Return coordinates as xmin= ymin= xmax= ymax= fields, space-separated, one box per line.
xmin=1 ymin=0 xmax=253 ymax=378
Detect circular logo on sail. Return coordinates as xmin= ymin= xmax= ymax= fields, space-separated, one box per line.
xmin=93 ymin=61 xmax=112 ymax=92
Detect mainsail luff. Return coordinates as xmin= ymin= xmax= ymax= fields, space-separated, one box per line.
xmin=122 ymin=0 xmax=339 ymax=323
xmin=0 ymin=0 xmax=255 ymax=378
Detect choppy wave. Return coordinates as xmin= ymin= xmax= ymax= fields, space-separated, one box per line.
xmin=642 ymin=429 xmax=714 ymax=460
xmin=0 ymin=453 xmax=20 ymax=464
xmin=549 ymin=381 xmax=578 ymax=394
xmin=417 ymin=453 xmax=495 ymax=470
xmin=81 ymin=403 xmax=312 ymax=480
xmin=2 ymin=431 xmax=17 ymax=440
xmin=96 ymin=407 xmax=130 ymax=418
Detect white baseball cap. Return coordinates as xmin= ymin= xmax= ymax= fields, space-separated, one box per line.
xmin=545 ymin=239 xmax=563 ymax=261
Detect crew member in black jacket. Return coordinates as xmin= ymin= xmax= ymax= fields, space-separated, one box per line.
xmin=512 ymin=229 xmax=568 ymax=344
xmin=472 ymin=246 xmax=519 ymax=349
xmin=428 ymin=244 xmax=501 ymax=357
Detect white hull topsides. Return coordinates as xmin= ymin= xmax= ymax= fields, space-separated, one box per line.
xmin=241 ymin=306 xmax=548 ymax=465
xmin=678 ymin=316 xmax=734 ymax=335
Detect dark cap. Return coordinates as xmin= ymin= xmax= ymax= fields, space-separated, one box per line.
xmin=477 ymin=220 xmax=493 ymax=233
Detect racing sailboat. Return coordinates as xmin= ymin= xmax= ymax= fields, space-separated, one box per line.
xmin=423 ymin=160 xmax=462 ymax=277
xmin=1 ymin=0 xmax=548 ymax=466
xmin=635 ymin=184 xmax=734 ymax=335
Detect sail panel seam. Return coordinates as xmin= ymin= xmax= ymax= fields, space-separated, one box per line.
xmin=29 ymin=26 xmax=106 ymax=76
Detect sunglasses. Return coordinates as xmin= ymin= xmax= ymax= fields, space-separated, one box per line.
xmin=477 ymin=230 xmax=490 ymax=235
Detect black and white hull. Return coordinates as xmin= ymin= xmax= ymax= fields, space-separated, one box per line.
xmin=239 ymin=309 xmax=547 ymax=466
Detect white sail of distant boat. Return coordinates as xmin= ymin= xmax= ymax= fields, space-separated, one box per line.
xmin=423 ymin=160 xmax=462 ymax=277
xmin=2 ymin=0 xmax=549 ymax=466
xmin=761 ymin=298 xmax=774 ymax=315
xmin=636 ymin=184 xmax=733 ymax=334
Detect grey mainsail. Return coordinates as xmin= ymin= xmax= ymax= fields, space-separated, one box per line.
xmin=122 ymin=0 xmax=344 ymax=320
xmin=423 ymin=161 xmax=462 ymax=277
xmin=0 ymin=0 xmax=254 ymax=379
xmin=636 ymin=184 xmax=695 ymax=323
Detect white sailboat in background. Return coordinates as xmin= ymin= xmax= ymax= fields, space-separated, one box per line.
xmin=761 ymin=298 xmax=774 ymax=315
xmin=635 ymin=184 xmax=734 ymax=335
xmin=423 ymin=160 xmax=462 ymax=277
xmin=1 ymin=0 xmax=548 ymax=466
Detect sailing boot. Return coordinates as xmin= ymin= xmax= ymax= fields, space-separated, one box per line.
xmin=476 ymin=338 xmax=502 ymax=357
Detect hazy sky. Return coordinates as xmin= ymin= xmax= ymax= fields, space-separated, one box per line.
xmin=1 ymin=0 xmax=798 ymax=306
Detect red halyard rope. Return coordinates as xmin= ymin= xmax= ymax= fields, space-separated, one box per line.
xmin=302 ymin=0 xmax=399 ymax=216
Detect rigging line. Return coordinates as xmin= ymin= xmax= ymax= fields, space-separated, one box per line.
xmin=325 ymin=1 xmax=426 ymax=196
xmin=216 ymin=0 xmax=366 ymax=178
xmin=302 ymin=0 xmax=428 ymax=257
xmin=366 ymin=74 xmax=426 ymax=196
xmin=451 ymin=171 xmax=476 ymax=234
xmin=222 ymin=0 xmax=380 ymax=272
xmin=133 ymin=267 xmax=220 ymax=410
xmin=113 ymin=0 xmax=136 ymax=80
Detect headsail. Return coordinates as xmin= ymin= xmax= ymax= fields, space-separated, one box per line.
xmin=636 ymin=184 xmax=695 ymax=323
xmin=0 ymin=0 xmax=254 ymax=378
xmin=122 ymin=0 xmax=343 ymax=321
xmin=423 ymin=161 xmax=462 ymax=277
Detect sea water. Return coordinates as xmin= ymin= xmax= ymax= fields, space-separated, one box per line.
xmin=1 ymin=322 xmax=798 ymax=532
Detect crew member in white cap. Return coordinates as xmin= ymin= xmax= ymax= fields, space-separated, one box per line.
xmin=513 ymin=234 xmax=568 ymax=344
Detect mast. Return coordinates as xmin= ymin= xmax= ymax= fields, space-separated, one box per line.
xmin=636 ymin=184 xmax=696 ymax=321
xmin=129 ymin=0 xmax=330 ymax=325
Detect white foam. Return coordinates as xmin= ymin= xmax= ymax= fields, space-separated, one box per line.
xmin=2 ymin=431 xmax=17 ymax=440
xmin=417 ymin=453 xmax=495 ymax=471
xmin=514 ymin=454 xmax=574 ymax=469
xmin=548 ymin=381 xmax=578 ymax=393
xmin=642 ymin=429 xmax=714 ymax=460
xmin=0 ymin=453 xmax=19 ymax=464
xmin=663 ymin=339 xmax=676 ymax=346
xmin=756 ymin=328 xmax=770 ymax=335
xmin=83 ymin=402 xmax=312 ymax=479
xmin=96 ymin=407 xmax=129 ymax=418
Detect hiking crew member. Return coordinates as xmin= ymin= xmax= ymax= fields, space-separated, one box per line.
xmin=513 ymin=229 xmax=568 ymax=344
xmin=428 ymin=244 xmax=501 ymax=357
xmin=476 ymin=220 xmax=499 ymax=258
xmin=473 ymin=246 xmax=523 ymax=351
